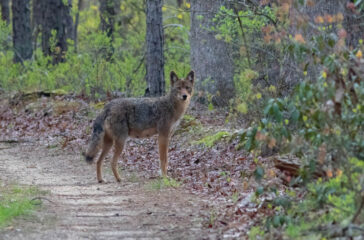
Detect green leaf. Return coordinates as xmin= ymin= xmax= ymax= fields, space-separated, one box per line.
xmin=256 ymin=186 xmax=264 ymax=196
xmin=291 ymin=110 xmax=300 ymax=122
xmin=272 ymin=103 xmax=283 ymax=122
xmin=254 ymin=166 xmax=265 ymax=181
xmin=272 ymin=215 xmax=281 ymax=228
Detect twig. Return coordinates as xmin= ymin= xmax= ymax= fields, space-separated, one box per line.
xmin=73 ymin=0 xmax=83 ymax=53
xmin=163 ymin=24 xmax=184 ymax=29
xmin=30 ymin=197 xmax=57 ymax=205
xmin=133 ymin=53 xmax=145 ymax=74
xmin=0 ymin=147 xmax=12 ymax=150
xmin=234 ymin=7 xmax=252 ymax=68
xmin=352 ymin=193 xmax=364 ymax=223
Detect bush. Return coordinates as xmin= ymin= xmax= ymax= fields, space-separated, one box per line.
xmin=239 ymin=5 xmax=364 ymax=238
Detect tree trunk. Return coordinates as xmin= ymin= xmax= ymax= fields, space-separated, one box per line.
xmin=65 ymin=0 xmax=74 ymax=41
xmin=145 ymin=0 xmax=165 ymax=97
xmin=0 ymin=0 xmax=10 ymax=24
xmin=39 ymin=0 xmax=73 ymax=64
xmin=12 ymin=0 xmax=33 ymax=63
xmin=177 ymin=0 xmax=183 ymax=7
xmin=190 ymin=0 xmax=235 ymax=106
xmin=31 ymin=0 xmax=42 ymax=53
xmin=99 ymin=0 xmax=120 ymax=60
xmin=74 ymin=0 xmax=84 ymax=52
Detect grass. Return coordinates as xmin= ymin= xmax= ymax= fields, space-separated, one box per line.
xmin=0 ymin=182 xmax=43 ymax=227
xmin=127 ymin=172 xmax=140 ymax=183
xmin=194 ymin=131 xmax=232 ymax=147
xmin=146 ymin=177 xmax=181 ymax=190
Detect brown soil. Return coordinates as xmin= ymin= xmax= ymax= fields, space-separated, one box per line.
xmin=0 ymin=142 xmax=222 ymax=240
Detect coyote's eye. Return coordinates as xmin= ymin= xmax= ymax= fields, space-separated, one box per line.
xmin=186 ymin=87 xmax=191 ymax=91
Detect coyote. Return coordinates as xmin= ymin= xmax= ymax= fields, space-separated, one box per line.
xmin=84 ymin=71 xmax=194 ymax=183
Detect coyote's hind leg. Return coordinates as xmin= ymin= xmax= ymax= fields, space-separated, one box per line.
xmin=111 ymin=139 xmax=125 ymax=182
xmin=96 ymin=134 xmax=113 ymax=183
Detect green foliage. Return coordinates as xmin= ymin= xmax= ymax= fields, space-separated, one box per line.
xmin=235 ymin=2 xmax=364 ymax=237
xmin=248 ymin=226 xmax=265 ymax=239
xmin=237 ymin=127 xmax=258 ymax=151
xmin=209 ymin=4 xmax=276 ymax=110
xmin=194 ymin=131 xmax=231 ymax=147
xmin=163 ymin=2 xmax=191 ymax=82
xmin=0 ymin=183 xmax=43 ymax=227
xmin=281 ymin=159 xmax=364 ymax=238
xmin=234 ymin=69 xmax=258 ymax=101
xmin=0 ymin=0 xmax=190 ymax=98
xmin=214 ymin=6 xmax=273 ymax=44
xmin=147 ymin=177 xmax=181 ymax=190
xmin=0 ymin=20 xmax=11 ymax=52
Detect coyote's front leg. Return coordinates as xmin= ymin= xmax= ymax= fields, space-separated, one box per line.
xmin=158 ymin=134 xmax=169 ymax=176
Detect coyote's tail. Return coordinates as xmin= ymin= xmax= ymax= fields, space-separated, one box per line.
xmin=84 ymin=113 xmax=106 ymax=164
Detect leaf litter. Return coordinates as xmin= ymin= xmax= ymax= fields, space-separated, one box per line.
xmin=0 ymin=93 xmax=288 ymax=237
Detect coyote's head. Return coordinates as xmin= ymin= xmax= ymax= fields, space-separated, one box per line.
xmin=170 ymin=70 xmax=194 ymax=102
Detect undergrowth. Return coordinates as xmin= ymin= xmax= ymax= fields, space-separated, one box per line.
xmin=194 ymin=131 xmax=231 ymax=148
xmin=0 ymin=182 xmax=44 ymax=227
xmin=147 ymin=177 xmax=181 ymax=190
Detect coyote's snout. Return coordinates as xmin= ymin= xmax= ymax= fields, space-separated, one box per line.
xmin=85 ymin=71 xmax=194 ymax=183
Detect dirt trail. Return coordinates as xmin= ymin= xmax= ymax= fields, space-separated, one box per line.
xmin=0 ymin=142 xmax=220 ymax=240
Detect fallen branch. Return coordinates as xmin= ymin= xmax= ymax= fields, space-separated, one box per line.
xmin=0 ymin=140 xmax=21 ymax=143
xmin=272 ymin=155 xmax=326 ymax=180
xmin=272 ymin=155 xmax=300 ymax=176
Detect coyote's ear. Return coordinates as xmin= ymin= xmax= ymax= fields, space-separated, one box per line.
xmin=186 ymin=70 xmax=194 ymax=84
xmin=170 ymin=71 xmax=179 ymax=86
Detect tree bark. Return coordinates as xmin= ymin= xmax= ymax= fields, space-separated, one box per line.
xmin=39 ymin=0 xmax=73 ymax=64
xmin=99 ymin=0 xmax=120 ymax=60
xmin=177 ymin=0 xmax=183 ymax=8
xmin=145 ymin=0 xmax=165 ymax=97
xmin=65 ymin=0 xmax=74 ymax=41
xmin=0 ymin=0 xmax=9 ymax=24
xmin=12 ymin=0 xmax=33 ymax=63
xmin=190 ymin=0 xmax=235 ymax=106
xmin=31 ymin=0 xmax=42 ymax=54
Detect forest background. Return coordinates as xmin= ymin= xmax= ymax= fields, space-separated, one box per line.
xmin=0 ymin=0 xmax=363 ymax=238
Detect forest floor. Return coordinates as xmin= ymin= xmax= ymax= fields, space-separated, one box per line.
xmin=0 ymin=142 xmax=221 ymax=239
xmin=0 ymin=92 xmax=287 ymax=239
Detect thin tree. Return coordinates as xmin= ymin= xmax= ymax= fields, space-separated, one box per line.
xmin=74 ymin=0 xmax=84 ymax=52
xmin=190 ymin=0 xmax=235 ymax=106
xmin=0 ymin=0 xmax=9 ymax=24
xmin=12 ymin=0 xmax=33 ymax=63
xmin=145 ymin=0 xmax=165 ymax=96
xmin=99 ymin=0 xmax=120 ymax=60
